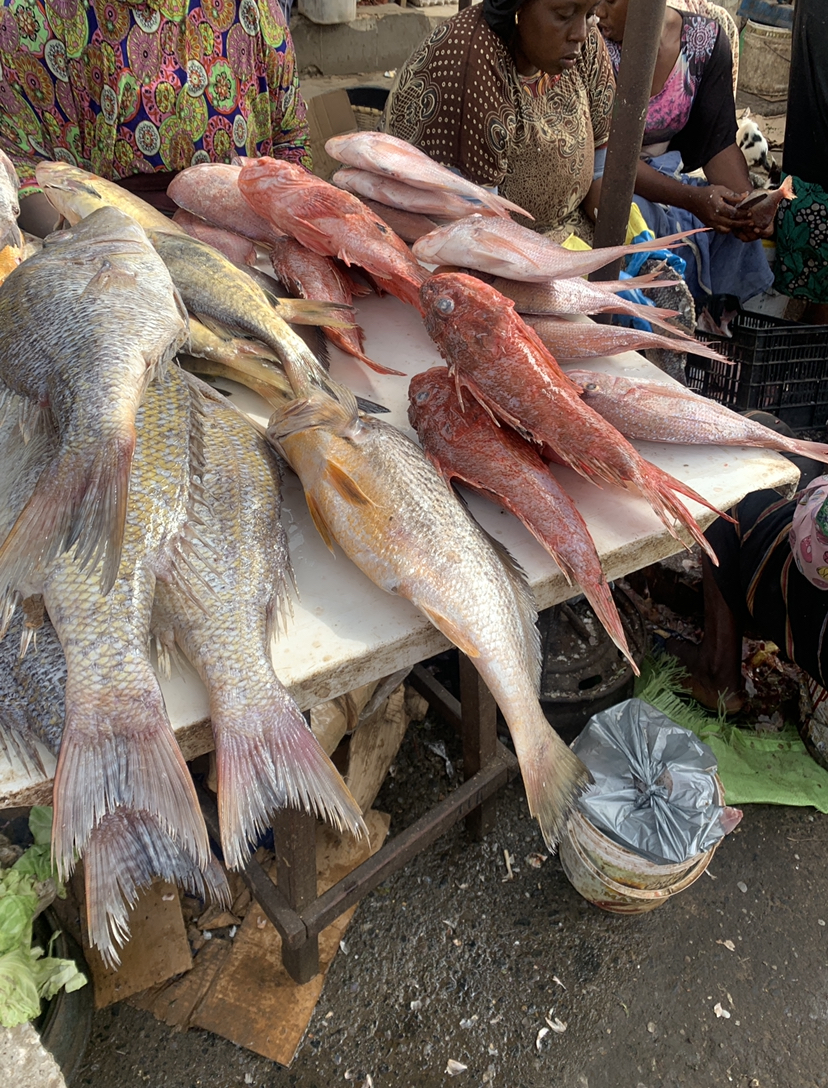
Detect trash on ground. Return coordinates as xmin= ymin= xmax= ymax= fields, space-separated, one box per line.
xmin=446 ymin=1058 xmax=468 ymax=1075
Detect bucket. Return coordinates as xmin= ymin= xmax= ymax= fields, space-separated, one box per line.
xmin=559 ymin=776 xmax=724 ymax=914
xmin=738 ymin=20 xmax=791 ymax=101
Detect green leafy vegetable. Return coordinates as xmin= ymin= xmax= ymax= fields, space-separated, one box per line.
xmin=0 ymin=808 xmax=87 ymax=1028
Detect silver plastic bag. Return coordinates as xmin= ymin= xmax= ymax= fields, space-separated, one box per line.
xmin=571 ymin=697 xmax=741 ymax=865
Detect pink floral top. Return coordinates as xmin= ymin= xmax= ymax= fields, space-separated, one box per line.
xmin=0 ymin=0 xmax=310 ymax=199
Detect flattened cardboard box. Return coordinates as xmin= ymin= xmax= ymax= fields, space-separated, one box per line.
xmin=306 ymin=90 xmax=357 ymax=181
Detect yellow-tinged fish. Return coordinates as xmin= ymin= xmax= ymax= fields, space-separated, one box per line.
xmin=0 ymin=205 xmax=189 ymax=597
xmin=36 ymin=160 xmax=185 ymax=235
xmin=266 ymin=377 xmax=592 ymax=850
xmin=152 ymin=377 xmax=366 ymax=870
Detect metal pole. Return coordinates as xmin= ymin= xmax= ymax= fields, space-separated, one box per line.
xmin=590 ymin=0 xmax=667 ymax=281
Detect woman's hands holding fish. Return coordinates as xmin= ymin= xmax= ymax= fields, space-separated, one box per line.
xmin=687 ymin=185 xmax=755 ymax=234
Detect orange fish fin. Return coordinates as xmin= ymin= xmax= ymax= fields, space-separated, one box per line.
xmin=325 ymin=460 xmax=374 ymax=507
xmin=476 ymin=228 xmax=546 ymax=272
xmin=420 ymin=605 xmax=481 ymax=659
xmin=305 ymin=491 xmax=337 ymax=553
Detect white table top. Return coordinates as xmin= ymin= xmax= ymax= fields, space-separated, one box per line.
xmin=0 ymin=291 xmax=799 ymax=807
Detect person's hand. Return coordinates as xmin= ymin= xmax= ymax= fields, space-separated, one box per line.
xmin=687 ymin=185 xmax=755 ymax=233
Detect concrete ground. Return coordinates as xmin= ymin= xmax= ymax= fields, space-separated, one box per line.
xmin=72 ymin=700 xmax=828 ymax=1088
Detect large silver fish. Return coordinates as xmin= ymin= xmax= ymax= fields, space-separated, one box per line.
xmin=267 ymin=375 xmax=592 ymax=850
xmin=0 ymin=149 xmax=21 ymax=253
xmin=0 ymin=206 xmax=189 ymax=596
xmin=152 ymin=377 xmax=366 ymax=870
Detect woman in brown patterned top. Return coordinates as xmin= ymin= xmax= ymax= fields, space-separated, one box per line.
xmin=381 ymin=0 xmax=615 ymax=241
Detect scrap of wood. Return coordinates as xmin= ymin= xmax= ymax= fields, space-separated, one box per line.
xmin=346 ymin=684 xmax=409 ymax=813
xmin=81 ymin=879 xmax=192 ymax=1009
xmin=190 ymin=809 xmax=390 ymax=1066
xmin=310 ymin=680 xmax=376 ymax=756
xmin=129 ymin=937 xmax=233 ymax=1029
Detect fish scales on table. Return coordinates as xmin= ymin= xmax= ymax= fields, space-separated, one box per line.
xmin=525 ymin=315 xmax=730 ymax=365
xmin=0 ymin=206 xmax=189 ymax=597
xmin=408 ymin=368 xmax=637 ymax=672
xmin=152 ymin=376 xmax=366 ymax=871
xmin=266 ymin=372 xmax=591 ymax=850
xmin=566 ymin=370 xmax=828 ymax=462
xmin=332 ymin=167 xmax=485 ymax=223
xmin=0 ymin=607 xmax=65 ymax=773
xmin=0 ymin=366 xmax=228 ymax=963
xmin=237 ymin=157 xmax=429 ymax=313
xmin=167 ymin=162 xmax=288 ymax=249
xmin=412 ymin=215 xmax=706 ymax=283
xmin=325 ymin=132 xmax=533 ymax=221
xmin=420 ymin=273 xmax=728 ymax=564
xmin=268 ymin=234 xmax=401 ymax=376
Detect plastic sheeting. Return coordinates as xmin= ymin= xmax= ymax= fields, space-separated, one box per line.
xmin=572 ymin=698 xmax=741 ymax=865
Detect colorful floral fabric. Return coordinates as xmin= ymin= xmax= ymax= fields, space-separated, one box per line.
xmin=790 ymin=475 xmax=828 ymax=590
xmin=774 ymin=174 xmax=828 ymax=305
xmin=0 ymin=0 xmax=310 ymax=199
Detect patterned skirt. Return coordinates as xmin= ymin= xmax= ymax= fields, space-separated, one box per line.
xmin=774 ymin=174 xmax=828 ymax=305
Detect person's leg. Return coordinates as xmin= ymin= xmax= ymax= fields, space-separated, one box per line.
xmin=666 ymin=553 xmax=744 ymax=713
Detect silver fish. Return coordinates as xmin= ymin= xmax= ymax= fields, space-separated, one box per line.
xmin=152 ymin=377 xmax=366 ymax=870
xmin=0 ymin=205 xmax=189 ymax=596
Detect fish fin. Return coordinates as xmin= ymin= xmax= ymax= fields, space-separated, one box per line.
xmin=51 ymin=665 xmax=210 ymax=881
xmin=315 ymin=327 xmax=331 ymax=370
xmin=510 ymin=716 xmax=593 ymax=851
xmin=632 ymin=461 xmax=731 ymax=565
xmin=84 ymin=808 xmax=230 ymax=968
xmin=324 ymin=329 xmax=405 ymax=376
xmin=0 ymin=431 xmax=134 ymax=597
xmin=79 ymin=259 xmax=138 ymax=298
xmin=580 ymin=582 xmax=639 ymax=675
xmin=212 ymin=692 xmax=367 ymax=871
xmin=0 ymin=715 xmax=46 ymax=780
xmin=326 ymin=461 xmax=375 ymax=507
xmin=475 ymin=228 xmax=547 ymax=272
xmin=306 ymin=491 xmax=337 ymax=553
xmin=420 ymin=604 xmax=481 ymax=659
xmin=267 ymin=385 xmax=360 ymax=442
xmin=270 ymin=296 xmax=355 ymax=330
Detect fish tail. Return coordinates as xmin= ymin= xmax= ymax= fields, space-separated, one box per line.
xmin=782 ymin=436 xmax=828 ymax=465
xmin=781 ymin=175 xmax=796 ymax=200
xmin=634 ymin=462 xmax=724 ymax=565
xmin=213 ymin=694 xmax=367 ymax=871
xmin=275 ymin=298 xmax=356 ymax=329
xmin=325 ymin=329 xmax=405 ymax=376
xmin=0 ymin=432 xmax=133 ymax=597
xmin=581 ymin=581 xmax=639 ymax=676
xmin=510 ymin=712 xmax=593 ymax=850
xmin=52 ymin=678 xmax=210 ymax=881
xmin=84 ymin=808 xmax=230 ymax=968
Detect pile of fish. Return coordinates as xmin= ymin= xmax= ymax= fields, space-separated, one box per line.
xmin=0 ymin=134 xmax=815 ymax=967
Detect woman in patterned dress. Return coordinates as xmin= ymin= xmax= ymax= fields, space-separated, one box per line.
xmin=381 ymin=0 xmax=616 ymax=242
xmin=0 ymin=0 xmax=309 ymax=234
xmin=596 ymin=0 xmax=773 ymax=306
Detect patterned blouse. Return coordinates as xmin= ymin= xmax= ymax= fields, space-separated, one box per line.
xmin=0 ymin=0 xmax=310 ymax=199
xmin=382 ymin=6 xmax=616 ymax=238
xmin=605 ymin=12 xmax=736 ymax=172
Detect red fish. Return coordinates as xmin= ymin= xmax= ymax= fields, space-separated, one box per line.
xmin=167 ymin=162 xmax=285 ymax=248
xmin=736 ymin=175 xmax=796 ymax=232
xmin=525 ymin=315 xmax=730 ymax=365
xmin=269 ymin=235 xmax=403 ymax=376
xmin=420 ymin=273 xmax=728 ymax=564
xmin=238 ymin=158 xmax=428 ymax=312
xmin=172 ymin=208 xmax=259 ymax=268
xmin=408 ymin=367 xmax=637 ymax=672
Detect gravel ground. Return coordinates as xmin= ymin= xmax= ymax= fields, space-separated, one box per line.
xmin=72 ymin=701 xmax=828 ymax=1088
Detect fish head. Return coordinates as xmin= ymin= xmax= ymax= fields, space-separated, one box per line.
xmin=562 ymin=369 xmax=613 ymax=396
xmin=35 ymin=161 xmax=110 ymax=224
xmin=407 ymin=367 xmax=456 ymax=428
xmin=420 ymin=271 xmax=514 ymax=341
xmin=411 ymin=218 xmax=479 ymax=264
xmin=238 ymin=156 xmax=311 ymax=195
xmin=43 ymin=204 xmax=148 ymax=250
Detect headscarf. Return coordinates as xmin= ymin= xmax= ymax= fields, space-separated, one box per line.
xmin=482 ymin=0 xmax=527 ymax=40
xmin=789 ymin=475 xmax=828 ymax=590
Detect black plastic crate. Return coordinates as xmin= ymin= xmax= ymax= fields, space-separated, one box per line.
xmin=686 ymin=311 xmax=828 ymax=430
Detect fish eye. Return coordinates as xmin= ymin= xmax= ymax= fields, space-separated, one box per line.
xmin=436 ymin=297 xmax=455 ymax=315
xmin=584 ymin=383 xmax=597 ymax=391
xmin=415 ymin=389 xmax=430 ymax=403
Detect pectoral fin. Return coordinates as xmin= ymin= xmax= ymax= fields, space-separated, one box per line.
xmin=326 ymin=461 xmax=374 ymax=507
xmin=421 ymin=605 xmax=481 ymax=659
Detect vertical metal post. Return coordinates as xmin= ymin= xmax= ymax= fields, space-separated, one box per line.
xmin=590 ymin=0 xmax=668 ymax=281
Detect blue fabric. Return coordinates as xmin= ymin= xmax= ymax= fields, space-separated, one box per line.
xmin=631 ymin=152 xmax=774 ymax=305
xmin=617 ymin=272 xmax=656 ymax=332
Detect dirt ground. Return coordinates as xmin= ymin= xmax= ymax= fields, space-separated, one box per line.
xmin=71 ymin=691 xmax=828 ymax=1088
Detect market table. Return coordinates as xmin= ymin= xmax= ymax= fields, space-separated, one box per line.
xmin=0 ymin=291 xmax=800 ymax=981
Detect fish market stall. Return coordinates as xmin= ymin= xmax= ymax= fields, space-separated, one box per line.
xmin=0 ymin=286 xmax=799 ymax=980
